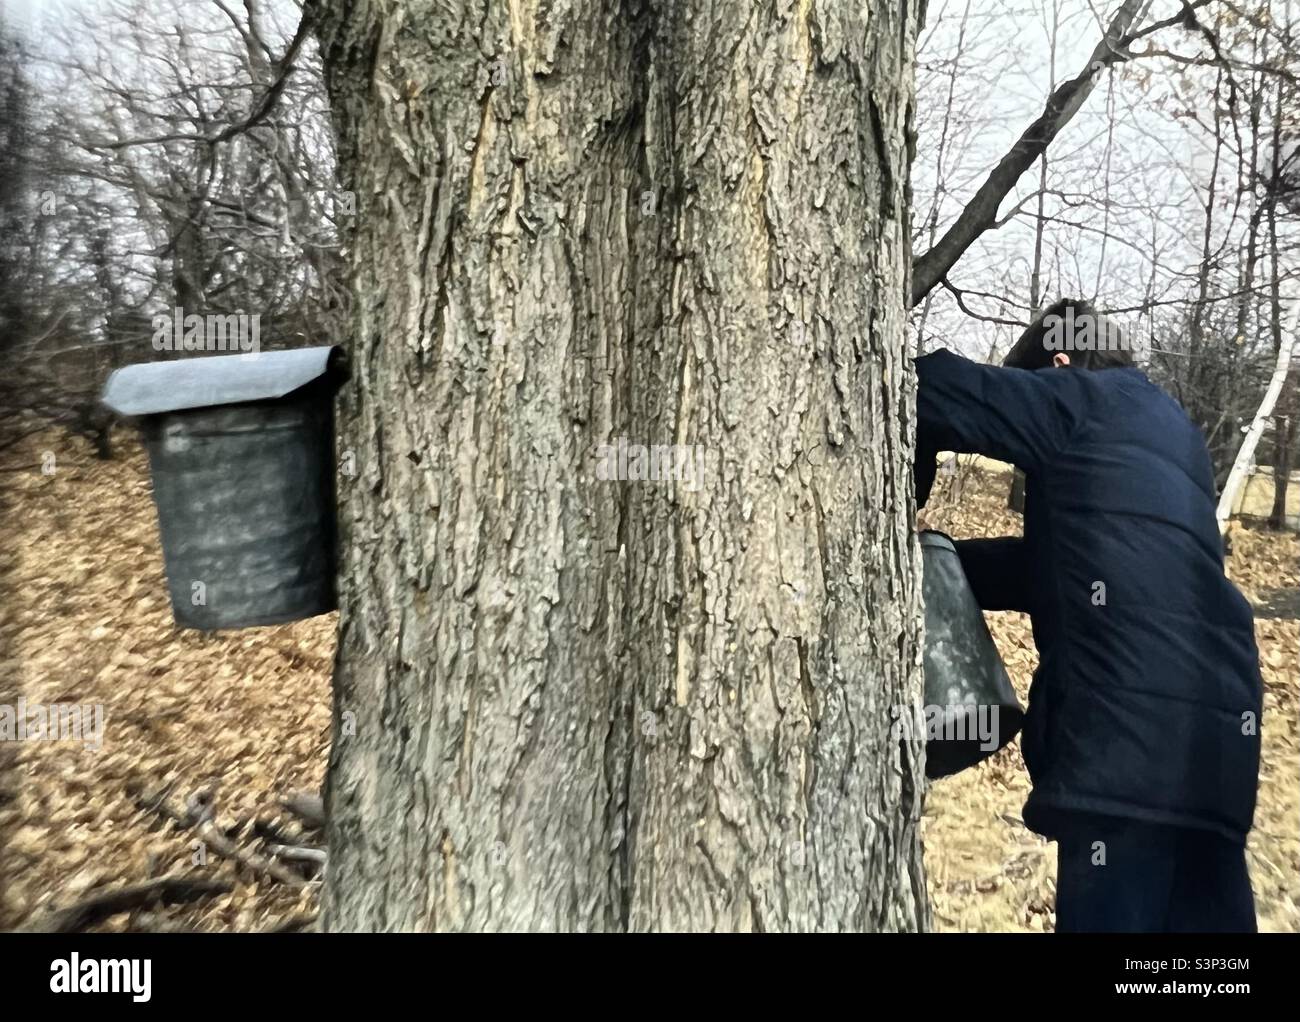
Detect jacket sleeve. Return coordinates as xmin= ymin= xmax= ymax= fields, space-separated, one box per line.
xmin=913 ymin=348 xmax=1089 ymax=507
xmin=915 ymin=434 xmax=940 ymax=508
xmin=954 ymin=537 xmax=1032 ymax=613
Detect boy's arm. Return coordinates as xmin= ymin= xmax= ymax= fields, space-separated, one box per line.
xmin=915 ymin=434 xmax=939 ymax=508
xmin=954 ymin=537 xmax=1032 ymax=613
xmin=913 ymin=348 xmax=1089 ymax=508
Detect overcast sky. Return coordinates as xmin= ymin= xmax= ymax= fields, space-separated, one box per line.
xmin=4 ymin=0 xmax=84 ymax=32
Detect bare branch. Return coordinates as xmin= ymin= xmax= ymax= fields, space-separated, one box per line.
xmin=910 ymin=0 xmax=1219 ymax=306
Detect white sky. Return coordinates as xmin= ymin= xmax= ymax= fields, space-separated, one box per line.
xmin=4 ymin=0 xmax=95 ymax=33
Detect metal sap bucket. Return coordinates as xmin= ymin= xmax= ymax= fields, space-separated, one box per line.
xmin=102 ymin=347 xmax=342 ymax=630
xmin=919 ymin=531 xmax=1025 ymax=779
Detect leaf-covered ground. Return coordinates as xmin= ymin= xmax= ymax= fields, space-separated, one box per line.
xmin=0 ymin=428 xmax=332 ymax=931
xmin=0 ymin=429 xmax=1295 ymax=931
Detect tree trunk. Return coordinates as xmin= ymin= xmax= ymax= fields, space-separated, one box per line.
xmin=1008 ymin=468 xmax=1026 ymax=514
xmin=1266 ymin=100 xmax=1294 ymax=534
xmin=311 ymin=0 xmax=928 ymax=932
xmin=1217 ymin=302 xmax=1299 ymax=533
xmin=1269 ymin=411 xmax=1295 ymax=531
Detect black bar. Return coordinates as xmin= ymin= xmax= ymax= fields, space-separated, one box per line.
xmin=1 ymin=933 xmax=1290 ymax=1008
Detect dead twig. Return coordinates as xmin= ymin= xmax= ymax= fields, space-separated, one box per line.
xmin=262 ymin=912 xmax=319 ymax=934
xmin=130 ymin=911 xmax=203 ymax=933
xmin=266 ymin=844 xmax=327 ymax=866
xmin=131 ymin=781 xmax=309 ymax=887
xmin=19 ymin=874 xmax=231 ymax=934
xmin=196 ymin=819 xmax=310 ymax=886
xmin=279 ymin=791 xmax=325 ymax=830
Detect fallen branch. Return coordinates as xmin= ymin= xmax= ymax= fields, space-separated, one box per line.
xmin=266 ymin=844 xmax=327 ymax=867
xmin=262 ymin=912 xmax=319 ymax=934
xmin=130 ymin=911 xmax=203 ymax=934
xmin=131 ymin=781 xmax=308 ymax=888
xmin=196 ymin=819 xmax=310 ymax=887
xmin=254 ymin=816 xmax=298 ymax=847
xmin=19 ymin=875 xmax=231 ymax=934
xmin=280 ymin=791 xmax=326 ymax=830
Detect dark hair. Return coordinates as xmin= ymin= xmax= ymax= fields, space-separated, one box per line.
xmin=1002 ymin=298 xmax=1133 ymax=371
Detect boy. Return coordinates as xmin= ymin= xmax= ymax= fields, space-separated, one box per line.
xmin=913 ymin=299 xmax=1262 ymax=932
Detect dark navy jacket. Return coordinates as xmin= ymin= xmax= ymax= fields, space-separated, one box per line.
xmin=914 ymin=349 xmax=1262 ymax=843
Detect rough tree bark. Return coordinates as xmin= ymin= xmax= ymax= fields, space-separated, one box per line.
xmin=310 ymin=0 xmax=928 ymax=932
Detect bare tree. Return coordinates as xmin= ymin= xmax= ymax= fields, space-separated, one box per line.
xmin=1 ymin=0 xmax=347 ymax=456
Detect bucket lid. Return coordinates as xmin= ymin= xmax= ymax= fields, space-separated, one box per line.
xmin=102 ymin=345 xmax=340 ymax=416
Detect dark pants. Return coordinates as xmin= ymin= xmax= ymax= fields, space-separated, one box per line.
xmin=1054 ymin=813 xmax=1256 ymax=933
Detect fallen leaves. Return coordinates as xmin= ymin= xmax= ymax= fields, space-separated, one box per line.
xmin=0 ymin=427 xmax=331 ymax=932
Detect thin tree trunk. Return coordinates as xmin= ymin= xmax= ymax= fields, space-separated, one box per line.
xmin=1270 ymin=412 xmax=1295 ymax=530
xmin=311 ymin=0 xmax=928 ymax=932
xmin=1218 ymin=302 xmax=1300 ymax=532
xmin=1266 ymin=72 xmax=1295 ymax=532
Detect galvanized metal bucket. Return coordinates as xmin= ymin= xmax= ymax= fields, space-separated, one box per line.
xmin=919 ymin=530 xmax=1025 ymax=779
xmin=102 ymin=347 xmax=342 ymax=630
